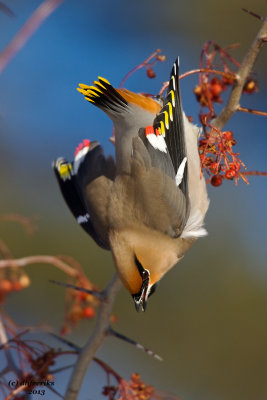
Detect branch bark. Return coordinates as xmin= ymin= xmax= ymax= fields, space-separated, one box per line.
xmin=65 ymin=274 xmax=122 ymax=400
xmin=212 ymin=16 xmax=267 ymax=130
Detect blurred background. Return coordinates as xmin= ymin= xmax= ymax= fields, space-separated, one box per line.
xmin=0 ymin=1 xmax=267 ymax=399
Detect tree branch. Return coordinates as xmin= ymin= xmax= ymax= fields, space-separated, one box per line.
xmin=65 ymin=274 xmax=122 ymax=400
xmin=212 ymin=16 xmax=267 ymax=130
xmin=0 ymin=0 xmax=66 ymax=75
xmin=237 ymin=106 xmax=267 ymax=116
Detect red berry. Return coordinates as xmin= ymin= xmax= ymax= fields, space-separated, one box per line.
xmin=82 ymin=306 xmax=95 ymax=319
xmin=222 ymin=76 xmax=234 ymax=86
xmin=211 ymin=174 xmax=223 ymax=187
xmin=230 ymin=162 xmax=241 ymax=171
xmin=78 ymin=291 xmax=88 ymax=302
xmin=223 ymin=131 xmax=233 ymax=141
xmin=225 ymin=169 xmax=236 ymax=180
xmin=211 ymin=79 xmax=223 ymax=97
xmin=146 ymin=67 xmax=156 ymax=79
xmin=209 ymin=162 xmax=219 ymax=174
xmin=0 ymin=279 xmax=12 ymax=293
xmin=12 ymin=281 xmax=23 ymax=292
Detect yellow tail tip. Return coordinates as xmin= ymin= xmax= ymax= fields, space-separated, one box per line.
xmin=77 ymin=87 xmax=88 ymax=95
xmin=79 ymin=83 xmax=90 ymax=89
xmin=88 ymin=86 xmax=103 ymax=94
xmin=98 ymin=76 xmax=111 ymax=85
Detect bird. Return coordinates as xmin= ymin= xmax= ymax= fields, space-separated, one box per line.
xmin=53 ymin=57 xmax=209 ymax=311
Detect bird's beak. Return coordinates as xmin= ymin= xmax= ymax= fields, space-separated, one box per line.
xmin=132 ymin=273 xmax=150 ymax=312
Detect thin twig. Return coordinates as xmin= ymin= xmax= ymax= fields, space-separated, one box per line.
xmin=0 ymin=0 xmax=66 ymax=75
xmin=109 ymin=328 xmax=163 ymax=361
xmin=159 ymin=68 xmax=236 ymax=96
xmin=65 ymin=274 xmax=122 ymax=400
xmin=0 ymin=2 xmax=14 ymax=17
xmin=212 ymin=16 xmax=267 ymax=130
xmin=94 ymin=357 xmax=122 ymax=382
xmin=119 ymin=49 xmax=162 ymax=88
xmin=242 ymin=8 xmax=264 ymax=21
xmin=179 ymin=68 xmax=236 ymax=81
xmin=0 ymin=214 xmax=38 ymax=234
xmin=237 ymin=106 xmax=267 ymax=116
xmin=0 ymin=255 xmax=79 ymax=277
xmin=49 ymin=280 xmax=103 ymax=299
xmin=242 ymin=171 xmax=267 ymax=176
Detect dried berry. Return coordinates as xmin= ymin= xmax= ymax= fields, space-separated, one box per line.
xmin=146 ymin=67 xmax=156 ymax=79
xmin=211 ymin=175 xmax=223 ymax=186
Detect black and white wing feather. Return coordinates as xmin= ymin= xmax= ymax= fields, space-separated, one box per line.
xmin=53 ymin=140 xmax=115 ymax=249
xmin=153 ymin=57 xmax=188 ymax=199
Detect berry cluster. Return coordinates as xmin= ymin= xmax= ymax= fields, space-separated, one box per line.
xmin=199 ymin=127 xmax=247 ymax=187
xmin=193 ymin=41 xmax=258 ymax=186
xmin=126 ymin=373 xmax=154 ymax=400
xmin=102 ymin=373 xmax=154 ymax=400
xmin=194 ymin=75 xmax=235 ymax=108
xmin=0 ymin=273 xmax=30 ymax=303
xmin=60 ymin=278 xmax=98 ymax=335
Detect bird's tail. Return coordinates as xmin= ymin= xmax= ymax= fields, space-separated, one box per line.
xmin=77 ymin=77 xmax=128 ymax=114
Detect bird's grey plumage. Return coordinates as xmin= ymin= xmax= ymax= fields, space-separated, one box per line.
xmin=108 ymin=136 xmax=188 ymax=237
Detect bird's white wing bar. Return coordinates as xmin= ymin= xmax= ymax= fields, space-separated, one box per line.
xmin=73 ymin=139 xmax=91 ymax=175
xmin=77 ymin=213 xmax=90 ymax=224
xmin=175 ymin=157 xmax=187 ymax=186
xmin=145 ymin=127 xmax=168 ymax=153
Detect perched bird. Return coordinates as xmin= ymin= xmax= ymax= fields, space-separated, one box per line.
xmin=53 ymin=58 xmax=209 ymax=311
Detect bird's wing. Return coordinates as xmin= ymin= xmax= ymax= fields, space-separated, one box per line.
xmin=77 ymin=77 xmax=128 ymax=115
xmin=131 ymin=59 xmax=190 ymax=236
xmin=151 ymin=57 xmax=188 ymax=199
xmin=77 ymin=77 xmax=161 ymax=117
xmin=53 ymin=140 xmax=115 ymax=249
xmin=109 ymin=136 xmax=188 ymax=238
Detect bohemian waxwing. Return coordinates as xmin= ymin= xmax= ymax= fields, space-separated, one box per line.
xmin=53 ymin=58 xmax=209 ymax=311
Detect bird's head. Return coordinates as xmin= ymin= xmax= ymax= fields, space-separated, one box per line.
xmin=109 ymin=227 xmax=179 ymax=311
